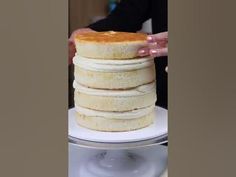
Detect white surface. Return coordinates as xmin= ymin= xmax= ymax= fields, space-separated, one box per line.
xmin=68 ymin=106 xmax=167 ymax=143
xmin=69 ymin=143 xmax=167 ymax=177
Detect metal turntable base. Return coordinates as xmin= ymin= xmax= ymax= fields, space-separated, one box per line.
xmin=69 ymin=143 xmax=167 ymax=177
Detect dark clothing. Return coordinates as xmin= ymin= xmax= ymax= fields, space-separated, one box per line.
xmin=88 ymin=0 xmax=168 ymax=109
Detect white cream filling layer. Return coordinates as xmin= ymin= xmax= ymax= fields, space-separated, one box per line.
xmin=75 ymin=105 xmax=155 ymax=119
xmin=73 ymin=54 xmax=154 ymax=72
xmin=73 ymin=81 xmax=156 ymax=97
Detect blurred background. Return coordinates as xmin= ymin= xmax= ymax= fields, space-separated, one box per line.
xmin=68 ymin=0 xmax=152 ymax=108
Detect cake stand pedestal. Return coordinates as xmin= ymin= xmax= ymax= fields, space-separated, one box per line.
xmin=68 ymin=106 xmax=168 ymax=177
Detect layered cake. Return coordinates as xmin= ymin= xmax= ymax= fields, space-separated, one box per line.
xmin=73 ymin=31 xmax=157 ymax=131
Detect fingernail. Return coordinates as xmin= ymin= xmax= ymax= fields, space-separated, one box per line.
xmin=147 ymin=36 xmax=154 ymax=42
xmin=150 ymin=49 xmax=158 ymax=54
xmin=139 ymin=49 xmax=145 ymax=53
xmin=138 ymin=49 xmax=148 ymax=56
xmin=69 ymin=38 xmax=74 ymax=43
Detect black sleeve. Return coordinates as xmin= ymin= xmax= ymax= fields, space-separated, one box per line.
xmin=88 ymin=0 xmax=151 ymax=32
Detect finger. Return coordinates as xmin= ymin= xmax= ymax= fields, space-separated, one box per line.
xmin=148 ymin=41 xmax=167 ymax=49
xmin=69 ymin=31 xmax=77 ymax=42
xmin=148 ymin=42 xmax=158 ymax=49
xmin=137 ymin=42 xmax=158 ymax=57
xmin=150 ymin=48 xmax=168 ymax=57
xmin=147 ymin=32 xmax=168 ymax=43
xmin=69 ymin=31 xmax=81 ymax=43
xmin=137 ymin=47 xmax=149 ymax=57
xmin=157 ymin=41 xmax=168 ymax=48
xmin=68 ymin=41 xmax=76 ymax=65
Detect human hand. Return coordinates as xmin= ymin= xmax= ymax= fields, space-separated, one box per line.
xmin=138 ymin=31 xmax=168 ymax=58
xmin=68 ymin=28 xmax=95 ymax=65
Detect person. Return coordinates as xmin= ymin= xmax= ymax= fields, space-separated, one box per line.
xmin=69 ymin=0 xmax=168 ymax=109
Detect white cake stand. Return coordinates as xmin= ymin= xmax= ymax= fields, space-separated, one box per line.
xmin=68 ymin=106 xmax=168 ymax=177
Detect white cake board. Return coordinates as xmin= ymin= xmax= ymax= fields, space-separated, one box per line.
xmin=68 ymin=106 xmax=168 ymax=143
xmin=69 ymin=143 xmax=168 ymax=177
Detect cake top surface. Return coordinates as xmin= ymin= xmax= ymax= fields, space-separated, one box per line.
xmin=75 ymin=31 xmax=147 ymax=43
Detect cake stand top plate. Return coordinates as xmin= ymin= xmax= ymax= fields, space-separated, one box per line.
xmin=68 ymin=106 xmax=168 ymax=145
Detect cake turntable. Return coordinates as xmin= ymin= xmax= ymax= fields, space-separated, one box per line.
xmin=68 ymin=106 xmax=168 ymax=177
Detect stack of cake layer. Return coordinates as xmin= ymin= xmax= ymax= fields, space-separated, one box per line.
xmin=73 ymin=31 xmax=157 ymax=132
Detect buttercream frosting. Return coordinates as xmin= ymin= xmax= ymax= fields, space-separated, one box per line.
xmin=73 ymin=81 xmax=156 ymax=97
xmin=75 ymin=105 xmax=155 ymax=119
xmin=73 ymin=55 xmax=154 ymax=72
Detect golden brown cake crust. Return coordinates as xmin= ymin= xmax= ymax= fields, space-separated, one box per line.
xmin=75 ymin=31 xmax=147 ymax=43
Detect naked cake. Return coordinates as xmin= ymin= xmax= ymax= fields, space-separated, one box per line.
xmin=73 ymin=31 xmax=157 ymax=131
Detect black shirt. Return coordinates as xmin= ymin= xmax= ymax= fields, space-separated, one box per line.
xmin=88 ymin=0 xmax=168 ymax=109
